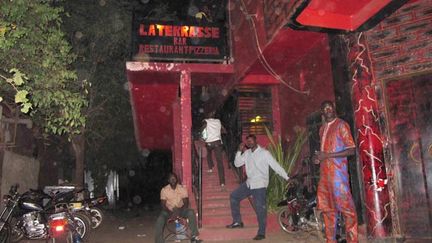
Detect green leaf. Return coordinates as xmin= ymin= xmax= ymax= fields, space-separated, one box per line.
xmin=265 ymin=126 xmax=307 ymax=212
xmin=15 ymin=90 xmax=29 ymax=103
xmin=9 ymin=69 xmax=27 ymax=86
xmin=20 ymin=103 xmax=31 ymax=113
xmin=0 ymin=26 xmax=6 ymax=37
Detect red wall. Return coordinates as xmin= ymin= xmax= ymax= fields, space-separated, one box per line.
xmin=230 ymin=0 xmax=267 ymax=81
xmin=278 ymin=37 xmax=335 ymax=143
xmin=129 ymin=81 xmax=178 ymax=149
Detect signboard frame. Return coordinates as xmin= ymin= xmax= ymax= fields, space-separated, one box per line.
xmin=132 ymin=13 xmax=229 ymax=63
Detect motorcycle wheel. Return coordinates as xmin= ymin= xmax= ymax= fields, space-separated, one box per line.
xmin=89 ymin=207 xmax=104 ymax=229
xmin=277 ymin=208 xmax=299 ymax=234
xmin=72 ymin=212 xmax=92 ymax=241
xmin=0 ymin=222 xmax=10 ymax=243
xmin=9 ymin=217 xmax=24 ymax=243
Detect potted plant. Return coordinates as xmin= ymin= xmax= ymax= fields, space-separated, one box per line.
xmin=265 ymin=126 xmax=307 ymax=211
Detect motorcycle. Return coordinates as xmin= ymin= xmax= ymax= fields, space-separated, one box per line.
xmin=47 ymin=211 xmax=82 ymax=243
xmin=65 ymin=194 xmax=106 ymax=229
xmin=277 ymin=175 xmax=321 ymax=234
xmin=0 ymin=184 xmax=19 ymax=243
xmin=0 ymin=184 xmax=91 ymax=243
xmin=277 ymin=175 xmax=346 ymax=242
xmin=44 ymin=186 xmax=106 ymax=229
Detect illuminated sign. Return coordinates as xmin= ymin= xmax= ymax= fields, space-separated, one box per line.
xmin=132 ymin=15 xmax=228 ymax=62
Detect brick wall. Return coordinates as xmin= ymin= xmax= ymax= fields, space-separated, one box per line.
xmin=366 ymin=0 xmax=432 ymax=80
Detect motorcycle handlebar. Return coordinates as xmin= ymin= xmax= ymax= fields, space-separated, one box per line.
xmin=9 ymin=183 xmax=19 ymax=194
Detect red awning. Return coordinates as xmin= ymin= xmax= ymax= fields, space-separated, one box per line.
xmin=287 ymin=0 xmax=410 ymax=32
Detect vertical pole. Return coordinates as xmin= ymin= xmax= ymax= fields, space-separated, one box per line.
xmin=346 ymin=33 xmax=392 ymax=238
xmin=172 ymin=102 xmax=182 ymax=176
xmin=180 ymin=71 xmax=192 ymax=191
xmin=198 ymin=146 xmax=202 ymax=228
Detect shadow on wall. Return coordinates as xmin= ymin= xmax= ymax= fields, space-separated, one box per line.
xmin=118 ymin=150 xmax=172 ymax=209
xmin=1 ymin=151 xmax=40 ymax=205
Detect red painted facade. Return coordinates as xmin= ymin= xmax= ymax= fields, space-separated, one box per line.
xmin=126 ymin=0 xmax=432 ymax=240
xmin=128 ymin=74 xmax=178 ymax=150
xmin=357 ymin=0 xmax=432 ymax=238
xmin=277 ymin=37 xmax=335 ymax=141
xmin=126 ymin=62 xmax=233 ymax=184
xmin=126 ymin=62 xmax=233 ymax=151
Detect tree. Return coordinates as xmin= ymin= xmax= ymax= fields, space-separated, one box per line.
xmin=61 ymin=0 xmax=140 ymax=192
xmin=0 ymin=0 xmax=87 ymax=184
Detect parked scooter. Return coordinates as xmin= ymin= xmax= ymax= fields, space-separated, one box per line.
xmin=0 ymin=184 xmax=91 ymax=243
xmin=277 ymin=174 xmax=321 ymax=234
xmin=277 ymin=174 xmax=346 ymax=242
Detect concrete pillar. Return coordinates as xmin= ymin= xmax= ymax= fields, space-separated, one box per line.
xmin=172 ymin=102 xmax=182 ymax=177
xmin=179 ymin=71 xmax=192 ymax=191
xmin=346 ymin=33 xmax=392 ymax=238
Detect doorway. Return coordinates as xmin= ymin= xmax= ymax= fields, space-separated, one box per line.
xmin=384 ymin=75 xmax=432 ymax=238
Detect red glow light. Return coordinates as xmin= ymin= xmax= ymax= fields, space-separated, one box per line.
xmin=55 ymin=225 xmax=65 ymax=232
xmin=49 ymin=218 xmax=68 ymax=235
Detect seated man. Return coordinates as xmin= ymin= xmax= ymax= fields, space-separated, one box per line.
xmin=155 ymin=172 xmax=202 ymax=243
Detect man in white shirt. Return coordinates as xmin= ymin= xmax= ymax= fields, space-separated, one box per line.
xmin=226 ymin=134 xmax=289 ymax=241
xmin=202 ymin=114 xmax=226 ymax=188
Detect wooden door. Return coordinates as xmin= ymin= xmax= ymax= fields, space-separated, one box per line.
xmin=385 ymin=76 xmax=432 ymax=239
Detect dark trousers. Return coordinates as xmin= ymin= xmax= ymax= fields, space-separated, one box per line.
xmin=206 ymin=140 xmax=225 ymax=185
xmin=230 ymin=182 xmax=267 ymax=236
xmin=154 ymin=208 xmax=198 ymax=243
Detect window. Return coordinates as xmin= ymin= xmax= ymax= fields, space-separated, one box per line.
xmin=237 ymin=85 xmax=273 ymax=135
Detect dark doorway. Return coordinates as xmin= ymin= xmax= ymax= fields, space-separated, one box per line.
xmin=384 ymin=75 xmax=432 ymax=238
xmin=119 ymin=150 xmax=172 ymax=208
xmin=218 ymin=90 xmax=241 ymax=165
xmin=306 ymin=111 xmax=322 ymax=187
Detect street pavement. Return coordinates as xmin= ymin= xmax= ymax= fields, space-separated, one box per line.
xmin=16 ymin=208 xmax=325 ymax=243
xmin=84 ymin=208 xmax=323 ymax=243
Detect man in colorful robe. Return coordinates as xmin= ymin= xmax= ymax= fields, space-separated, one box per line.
xmin=314 ymin=100 xmax=358 ymax=243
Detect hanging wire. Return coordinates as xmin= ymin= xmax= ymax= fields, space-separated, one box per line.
xmin=237 ymin=0 xmax=310 ymax=95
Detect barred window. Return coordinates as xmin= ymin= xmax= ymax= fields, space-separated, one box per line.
xmin=237 ymin=85 xmax=273 ymax=135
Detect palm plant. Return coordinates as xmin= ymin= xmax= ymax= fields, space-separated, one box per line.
xmin=265 ymin=126 xmax=307 ymax=211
